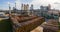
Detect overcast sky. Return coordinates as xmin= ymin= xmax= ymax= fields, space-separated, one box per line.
xmin=0 ymin=0 xmax=60 ymax=10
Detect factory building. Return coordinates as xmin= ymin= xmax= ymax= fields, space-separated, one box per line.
xmin=21 ymin=4 xmax=30 ymax=16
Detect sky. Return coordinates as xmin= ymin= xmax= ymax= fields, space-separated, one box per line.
xmin=0 ymin=0 xmax=60 ymax=10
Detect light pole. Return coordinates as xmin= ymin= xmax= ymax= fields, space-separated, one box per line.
xmin=14 ymin=0 xmax=17 ymax=14
xmin=15 ymin=0 xmax=17 ymax=8
xmin=8 ymin=2 xmax=11 ymax=19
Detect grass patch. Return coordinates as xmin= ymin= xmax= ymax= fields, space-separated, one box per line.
xmin=58 ymin=22 xmax=60 ymax=29
xmin=0 ymin=19 xmax=12 ymax=32
xmin=58 ymin=22 xmax=60 ymax=32
xmin=58 ymin=30 xmax=60 ymax=32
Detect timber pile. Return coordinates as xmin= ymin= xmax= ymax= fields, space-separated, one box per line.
xmin=41 ymin=19 xmax=59 ymax=32
xmin=11 ymin=16 xmax=38 ymax=23
xmin=11 ymin=16 xmax=44 ymax=32
xmin=15 ymin=17 xmax=44 ymax=32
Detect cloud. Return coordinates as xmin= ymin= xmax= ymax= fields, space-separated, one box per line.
xmin=12 ymin=0 xmax=60 ymax=10
xmin=30 ymin=0 xmax=60 ymax=9
xmin=15 ymin=0 xmax=21 ymax=10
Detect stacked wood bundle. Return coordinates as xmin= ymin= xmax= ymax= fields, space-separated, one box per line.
xmin=41 ymin=19 xmax=59 ymax=32
xmin=15 ymin=17 xmax=44 ymax=32
xmin=11 ymin=16 xmax=38 ymax=23
xmin=11 ymin=16 xmax=44 ymax=32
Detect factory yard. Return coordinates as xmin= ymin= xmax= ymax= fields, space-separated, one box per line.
xmin=0 ymin=0 xmax=60 ymax=32
xmin=0 ymin=14 xmax=59 ymax=32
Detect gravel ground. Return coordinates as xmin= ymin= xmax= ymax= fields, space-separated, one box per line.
xmin=30 ymin=26 xmax=43 ymax=32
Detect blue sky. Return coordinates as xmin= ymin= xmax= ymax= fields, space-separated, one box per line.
xmin=0 ymin=0 xmax=33 ymax=10
xmin=0 ymin=0 xmax=14 ymax=10
xmin=0 ymin=0 xmax=60 ymax=10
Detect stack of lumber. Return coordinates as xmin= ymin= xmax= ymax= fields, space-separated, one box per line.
xmin=41 ymin=19 xmax=59 ymax=32
xmin=15 ymin=17 xmax=44 ymax=32
xmin=11 ymin=16 xmax=44 ymax=32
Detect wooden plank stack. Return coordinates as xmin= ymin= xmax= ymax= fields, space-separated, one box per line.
xmin=11 ymin=16 xmax=44 ymax=32
xmin=41 ymin=19 xmax=59 ymax=32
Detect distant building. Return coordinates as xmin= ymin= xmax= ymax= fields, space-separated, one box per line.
xmin=40 ymin=4 xmax=51 ymax=16
xmin=24 ymin=4 xmax=29 ymax=11
xmin=13 ymin=7 xmax=18 ymax=13
xmin=30 ymin=4 xmax=34 ymax=16
xmin=21 ymin=4 xmax=29 ymax=16
xmin=48 ymin=4 xmax=51 ymax=10
xmin=30 ymin=4 xmax=33 ymax=10
xmin=21 ymin=4 xmax=24 ymax=10
xmin=40 ymin=4 xmax=51 ymax=12
xmin=12 ymin=1 xmax=19 ymax=13
xmin=33 ymin=9 xmax=41 ymax=16
xmin=21 ymin=4 xmax=29 ymax=11
xmin=13 ymin=7 xmax=16 ymax=10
